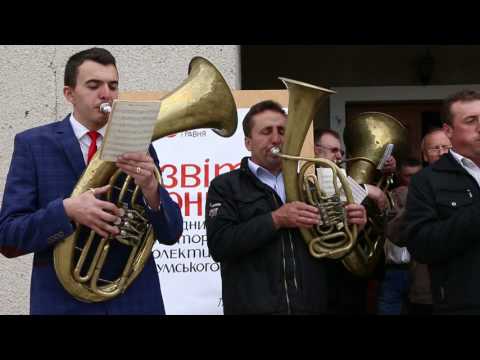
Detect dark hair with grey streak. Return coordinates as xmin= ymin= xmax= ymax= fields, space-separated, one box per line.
xmin=242 ymin=100 xmax=287 ymax=137
xmin=314 ymin=128 xmax=341 ymax=145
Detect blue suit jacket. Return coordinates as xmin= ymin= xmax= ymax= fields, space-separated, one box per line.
xmin=0 ymin=116 xmax=183 ymax=314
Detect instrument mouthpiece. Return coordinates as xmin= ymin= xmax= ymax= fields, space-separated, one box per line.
xmin=271 ymin=147 xmax=281 ymax=155
xmin=100 ymin=103 xmax=112 ymax=114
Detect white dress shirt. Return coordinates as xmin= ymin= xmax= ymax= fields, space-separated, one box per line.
xmin=248 ymin=158 xmax=286 ymax=203
xmin=69 ymin=114 xmax=106 ymax=165
xmin=450 ymin=149 xmax=480 ymax=188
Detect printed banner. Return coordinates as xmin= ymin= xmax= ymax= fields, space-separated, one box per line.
xmin=153 ymin=108 xmax=251 ymax=314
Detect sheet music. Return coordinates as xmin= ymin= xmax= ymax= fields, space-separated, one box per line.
xmin=347 ymin=176 xmax=368 ymax=204
xmin=316 ymin=167 xmax=347 ymax=202
xmin=316 ymin=167 xmax=367 ymax=204
xmin=99 ymin=100 xmax=161 ymax=162
xmin=377 ymin=143 xmax=394 ymax=170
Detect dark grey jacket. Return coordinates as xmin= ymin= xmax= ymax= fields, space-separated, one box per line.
xmin=406 ymin=152 xmax=480 ymax=314
xmin=205 ymin=157 xmax=328 ymax=314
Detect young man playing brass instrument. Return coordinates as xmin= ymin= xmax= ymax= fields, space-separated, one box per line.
xmin=0 ymin=47 xmax=183 ymax=314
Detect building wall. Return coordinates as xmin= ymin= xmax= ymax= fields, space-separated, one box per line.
xmin=0 ymin=45 xmax=240 ymax=314
xmin=242 ymin=45 xmax=480 ymax=131
xmin=241 ymin=45 xmax=480 ymax=89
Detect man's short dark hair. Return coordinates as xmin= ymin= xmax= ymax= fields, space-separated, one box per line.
xmin=442 ymin=89 xmax=480 ymax=126
xmin=242 ymin=100 xmax=287 ymax=137
xmin=314 ymin=128 xmax=341 ymax=145
xmin=64 ymin=47 xmax=117 ymax=88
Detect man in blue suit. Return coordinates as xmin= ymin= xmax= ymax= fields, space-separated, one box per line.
xmin=0 ymin=47 xmax=183 ymax=314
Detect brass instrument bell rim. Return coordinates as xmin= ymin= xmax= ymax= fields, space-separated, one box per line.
xmin=189 ymin=56 xmax=238 ymax=138
xmin=354 ymin=111 xmax=407 ymax=129
xmin=278 ymin=77 xmax=336 ymax=95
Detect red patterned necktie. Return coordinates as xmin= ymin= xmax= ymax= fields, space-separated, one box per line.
xmin=87 ymin=131 xmax=99 ymax=164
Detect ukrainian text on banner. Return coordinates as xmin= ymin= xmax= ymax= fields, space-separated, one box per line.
xmin=153 ymin=114 xmax=247 ymax=314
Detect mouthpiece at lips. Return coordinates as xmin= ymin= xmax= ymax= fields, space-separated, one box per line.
xmin=271 ymin=147 xmax=281 ymax=155
xmin=100 ymin=103 xmax=112 ymax=114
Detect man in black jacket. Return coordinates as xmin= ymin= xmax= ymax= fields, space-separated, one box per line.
xmin=205 ymin=100 xmax=367 ymax=314
xmin=406 ymin=89 xmax=480 ymax=314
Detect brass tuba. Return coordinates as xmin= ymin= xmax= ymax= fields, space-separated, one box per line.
xmin=342 ymin=112 xmax=408 ymax=277
xmin=54 ymin=57 xmax=238 ymax=302
xmin=272 ymin=78 xmax=358 ymax=260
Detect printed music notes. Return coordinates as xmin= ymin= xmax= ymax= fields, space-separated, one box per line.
xmin=316 ymin=167 xmax=367 ymax=204
xmin=99 ymin=100 xmax=161 ymax=162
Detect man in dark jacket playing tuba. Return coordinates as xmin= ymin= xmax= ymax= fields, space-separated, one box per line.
xmin=205 ymin=100 xmax=367 ymax=314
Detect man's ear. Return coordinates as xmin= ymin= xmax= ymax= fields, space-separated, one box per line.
xmin=422 ymin=150 xmax=428 ymax=163
xmin=443 ymin=122 xmax=453 ymax=139
xmin=63 ymin=86 xmax=75 ymax=105
xmin=245 ymin=136 xmax=252 ymax=151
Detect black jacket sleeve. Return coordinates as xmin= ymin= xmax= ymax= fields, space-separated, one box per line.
xmin=205 ymin=175 xmax=279 ymax=263
xmin=405 ymin=170 xmax=480 ymax=264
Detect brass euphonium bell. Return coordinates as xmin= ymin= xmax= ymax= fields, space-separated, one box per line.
xmin=342 ymin=112 xmax=408 ymax=277
xmin=54 ymin=57 xmax=238 ymax=302
xmin=272 ymin=78 xmax=358 ymax=260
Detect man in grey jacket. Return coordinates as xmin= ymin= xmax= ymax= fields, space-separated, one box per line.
xmin=406 ymin=90 xmax=480 ymax=314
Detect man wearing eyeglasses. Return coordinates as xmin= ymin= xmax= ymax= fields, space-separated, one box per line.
xmin=314 ymin=130 xmax=393 ymax=210
xmin=422 ymin=129 xmax=452 ymax=164
xmin=406 ymin=90 xmax=480 ymax=314
xmin=314 ymin=128 xmax=395 ymax=314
